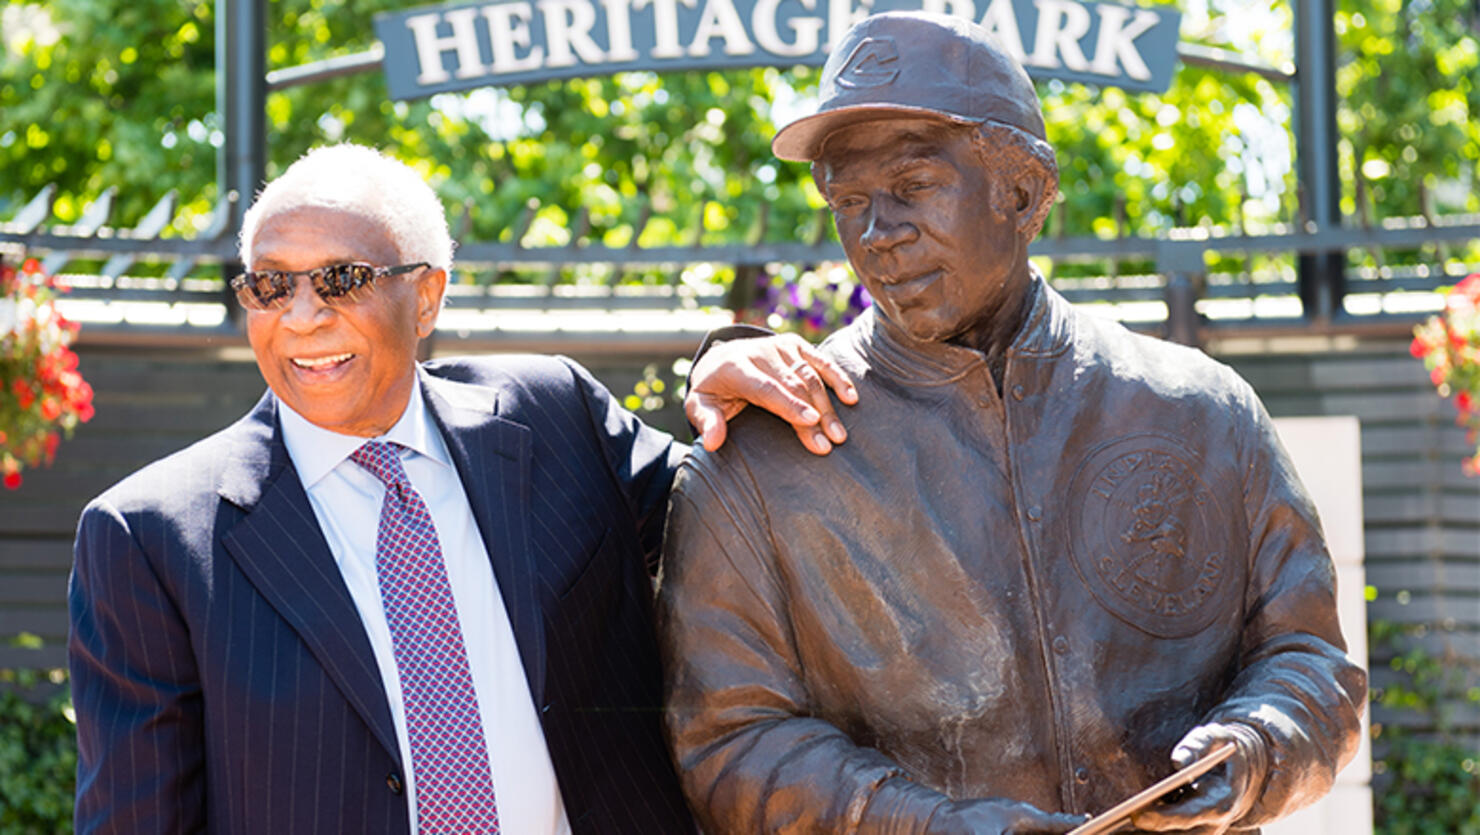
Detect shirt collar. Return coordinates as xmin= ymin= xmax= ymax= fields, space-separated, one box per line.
xmin=277 ymin=374 xmax=452 ymax=490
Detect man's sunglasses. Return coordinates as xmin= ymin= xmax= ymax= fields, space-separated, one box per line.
xmin=229 ymin=262 xmax=431 ymax=311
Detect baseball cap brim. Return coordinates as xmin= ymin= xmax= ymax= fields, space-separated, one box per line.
xmin=771 ymin=103 xmax=976 ymax=162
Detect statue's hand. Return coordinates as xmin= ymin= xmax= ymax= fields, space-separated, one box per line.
xmin=1130 ymin=722 xmax=1270 ymax=834
xmin=927 ymin=797 xmax=1087 ymax=835
xmin=684 ymin=333 xmax=858 ymax=455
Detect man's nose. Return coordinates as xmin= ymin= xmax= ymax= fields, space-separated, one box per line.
xmin=278 ymin=275 xmax=332 ymax=331
xmin=860 ymin=198 xmax=918 ymax=252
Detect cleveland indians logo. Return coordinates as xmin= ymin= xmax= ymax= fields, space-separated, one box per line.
xmin=835 ymin=37 xmax=900 ymax=89
xmin=1068 ymin=435 xmax=1239 ymax=638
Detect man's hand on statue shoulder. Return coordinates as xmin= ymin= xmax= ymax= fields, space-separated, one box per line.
xmin=685 ymin=333 xmax=858 ymax=456
xmin=1131 ymin=722 xmax=1270 ymax=835
xmin=928 ymin=797 xmax=1087 ymax=835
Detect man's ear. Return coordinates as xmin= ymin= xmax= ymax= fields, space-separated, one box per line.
xmin=1012 ymin=165 xmax=1051 ymax=236
xmin=415 ymin=267 xmax=448 ymax=339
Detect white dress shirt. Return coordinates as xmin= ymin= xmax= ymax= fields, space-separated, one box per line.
xmin=279 ymin=382 xmax=571 ymax=834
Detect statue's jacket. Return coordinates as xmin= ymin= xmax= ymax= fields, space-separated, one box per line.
xmin=657 ymin=279 xmax=1367 ymax=834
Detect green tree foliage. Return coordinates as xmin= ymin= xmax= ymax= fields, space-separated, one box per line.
xmin=1368 ymin=617 xmax=1480 ymax=834
xmin=1 ymin=0 xmax=828 ymax=265
xmin=0 ymin=664 xmax=76 ymax=834
xmin=1336 ymin=0 xmax=1480 ymax=221
xmin=0 ymin=0 xmax=1475 ymax=259
xmin=1 ymin=0 xmax=216 ymax=228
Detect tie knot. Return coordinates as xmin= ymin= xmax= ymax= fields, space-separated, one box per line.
xmin=350 ymin=440 xmax=410 ymax=489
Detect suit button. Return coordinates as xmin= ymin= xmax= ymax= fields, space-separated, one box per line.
xmin=1075 ymin=766 xmax=1090 ymax=784
xmin=1027 ymin=505 xmax=1043 ymax=521
xmin=1011 ymin=384 xmax=1025 ymax=401
xmin=387 ymin=772 xmax=404 ymax=795
xmin=1052 ymin=636 xmax=1070 ymax=655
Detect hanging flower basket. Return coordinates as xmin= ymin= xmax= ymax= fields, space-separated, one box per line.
xmin=0 ymin=257 xmax=95 ymax=489
xmin=1411 ymin=273 xmax=1480 ymax=476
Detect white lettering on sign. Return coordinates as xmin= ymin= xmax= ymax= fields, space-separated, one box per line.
xmin=689 ymin=0 xmax=756 ymax=56
xmin=633 ymin=0 xmax=696 ymax=58
xmin=601 ymin=0 xmax=641 ymax=60
xmin=827 ymin=0 xmax=874 ymax=51
xmin=388 ymin=0 xmax=1174 ymax=97
xmin=1029 ymin=0 xmax=1091 ymax=71
xmin=539 ymin=0 xmax=607 ymax=66
xmin=752 ymin=0 xmax=823 ymax=56
xmin=483 ymin=2 xmax=544 ymax=72
xmin=406 ymin=8 xmax=487 ymax=84
xmin=1090 ymin=3 xmax=1157 ymax=80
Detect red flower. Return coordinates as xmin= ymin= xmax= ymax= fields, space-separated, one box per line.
xmin=39 ymin=397 xmax=62 ymax=421
xmin=21 ymin=258 xmax=39 ymax=274
xmin=2 ymin=471 xmax=20 ymax=490
xmin=77 ymin=401 xmax=95 ymax=422
xmin=13 ymin=379 xmax=35 ymax=410
xmin=1456 ymin=273 xmax=1480 ymax=302
xmin=1458 ymin=390 xmax=1474 ymax=415
xmin=69 ymin=380 xmax=94 ymax=409
xmin=1410 ymin=335 xmax=1430 ymax=358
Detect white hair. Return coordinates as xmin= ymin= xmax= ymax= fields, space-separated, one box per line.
xmin=238 ymin=143 xmax=455 ymax=271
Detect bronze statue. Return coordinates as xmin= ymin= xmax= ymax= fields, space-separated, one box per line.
xmin=658 ymin=12 xmax=1366 ymax=834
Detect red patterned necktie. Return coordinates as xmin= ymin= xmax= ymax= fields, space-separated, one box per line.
xmin=351 ymin=440 xmax=500 ymax=834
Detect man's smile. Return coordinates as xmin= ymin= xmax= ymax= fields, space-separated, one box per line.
xmin=288 ymin=352 xmax=358 ymax=382
xmin=291 ymin=352 xmax=355 ymax=370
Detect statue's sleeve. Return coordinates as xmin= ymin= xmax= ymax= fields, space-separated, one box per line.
xmin=1202 ymin=384 xmax=1368 ymax=826
xmin=656 ymin=449 xmax=951 ymax=835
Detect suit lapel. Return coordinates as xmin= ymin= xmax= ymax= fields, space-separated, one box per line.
xmin=421 ymin=370 xmax=548 ymax=707
xmin=217 ymin=394 xmax=402 ymax=763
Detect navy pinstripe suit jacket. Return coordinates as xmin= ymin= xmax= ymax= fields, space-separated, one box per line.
xmin=69 ymin=355 xmax=696 ymax=834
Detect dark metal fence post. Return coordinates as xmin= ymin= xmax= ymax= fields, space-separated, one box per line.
xmin=217 ymin=0 xmax=266 ymax=324
xmin=1157 ymin=241 xmax=1204 ymax=347
xmin=1294 ymin=0 xmax=1345 ymax=323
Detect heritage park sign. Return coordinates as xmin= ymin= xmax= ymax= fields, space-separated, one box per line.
xmin=374 ymin=0 xmax=1181 ymax=100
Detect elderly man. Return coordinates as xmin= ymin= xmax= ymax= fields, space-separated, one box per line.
xmin=659 ymin=12 xmax=1367 ymax=835
xmin=68 ymin=143 xmax=856 ymax=834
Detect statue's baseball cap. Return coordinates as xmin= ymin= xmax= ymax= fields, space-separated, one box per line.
xmin=771 ymin=11 xmax=1046 ymax=162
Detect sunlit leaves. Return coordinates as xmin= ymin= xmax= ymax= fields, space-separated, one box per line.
xmin=1 ymin=0 xmax=1474 ymax=281
xmin=1335 ymin=0 xmax=1480 ymax=219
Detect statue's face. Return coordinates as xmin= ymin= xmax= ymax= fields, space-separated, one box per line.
xmin=818 ymin=117 xmax=1029 ymax=344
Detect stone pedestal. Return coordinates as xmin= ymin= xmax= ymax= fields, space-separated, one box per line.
xmin=1265 ymin=417 xmax=1373 ymax=835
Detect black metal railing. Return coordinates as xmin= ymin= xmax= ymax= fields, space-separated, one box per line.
xmin=4 ymin=186 xmax=1478 ymax=352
